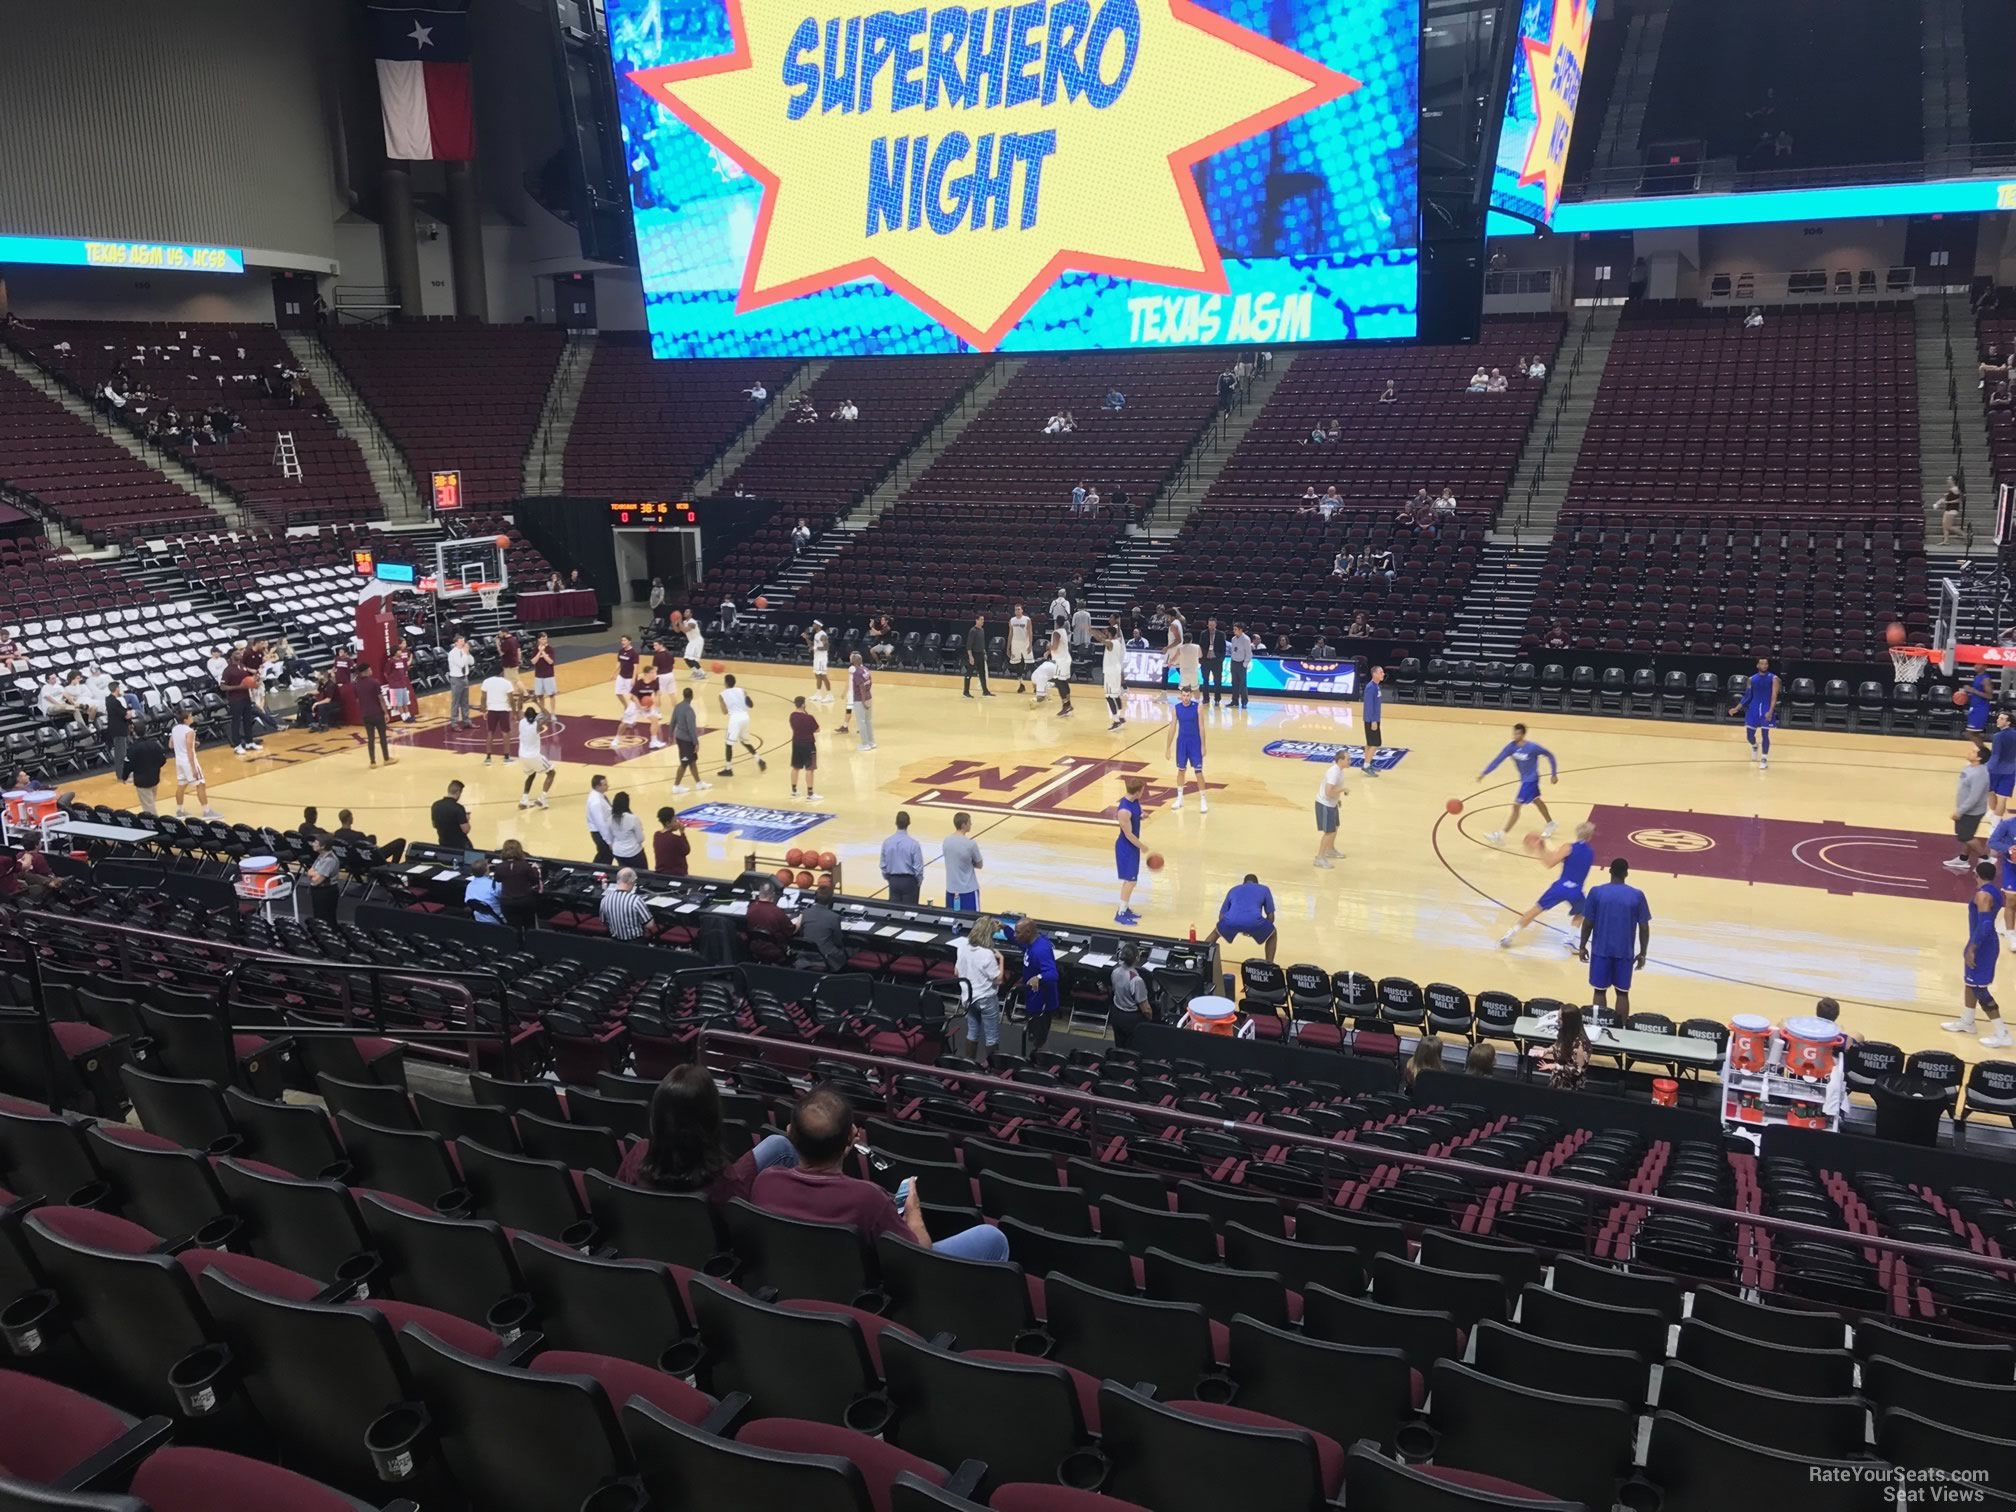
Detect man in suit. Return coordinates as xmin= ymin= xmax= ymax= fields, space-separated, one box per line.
xmin=1199 ymin=617 xmax=1228 ymax=706
xmin=961 ymin=613 xmax=994 ymax=698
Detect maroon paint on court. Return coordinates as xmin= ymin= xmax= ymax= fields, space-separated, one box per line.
xmin=1584 ymin=804 xmax=1966 ymax=900
xmin=395 ymin=712 xmax=720 ymax=767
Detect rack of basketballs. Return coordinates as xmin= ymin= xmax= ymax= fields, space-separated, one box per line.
xmin=745 ymin=845 xmax=842 ymax=893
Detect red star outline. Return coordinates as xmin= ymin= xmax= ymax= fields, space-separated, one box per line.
xmin=630 ymin=0 xmax=1359 ymax=351
xmin=1514 ymin=0 xmax=1591 ymax=220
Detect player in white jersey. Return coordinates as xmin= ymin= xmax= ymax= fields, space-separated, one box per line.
xmin=1033 ymin=629 xmax=1075 ymax=717
xmin=683 ymin=620 xmax=707 ymax=680
xmin=807 ymin=622 xmax=833 ymax=702
xmin=170 ymin=708 xmax=222 ymax=817
xmin=516 ymin=705 xmax=556 ymax=808
xmin=1007 ymin=604 xmax=1035 ymax=691
xmin=716 ymin=674 xmax=767 ymax=777
xmin=1096 ymin=620 xmax=1127 ymax=729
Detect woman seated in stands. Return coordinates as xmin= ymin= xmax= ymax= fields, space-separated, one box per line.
xmin=1532 ymin=1006 xmax=1591 ymax=1091
xmin=1403 ymin=1032 xmax=1444 ymax=1088
xmin=1347 ymin=611 xmax=1371 ymax=639
xmin=0 ymin=631 xmax=23 ymax=672
xmin=1378 ymin=379 xmax=1397 ymax=404
xmin=614 ymin=1063 xmax=801 ymax=1200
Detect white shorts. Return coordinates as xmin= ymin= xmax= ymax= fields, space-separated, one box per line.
xmin=614 ymin=676 xmax=633 ymax=695
xmin=727 ymin=714 xmax=750 ymax=744
xmin=1105 ymin=670 xmax=1124 ymax=697
xmin=812 ymin=653 xmax=829 ymax=674
xmin=534 ymin=677 xmax=557 ymax=696
xmin=175 ymin=758 xmax=202 ymax=785
xmin=1034 ymin=666 xmax=1057 ymax=696
xmin=520 ymin=753 xmax=554 ymax=775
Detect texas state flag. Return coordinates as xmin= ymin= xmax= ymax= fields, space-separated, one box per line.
xmin=367 ymin=1 xmax=474 ymax=161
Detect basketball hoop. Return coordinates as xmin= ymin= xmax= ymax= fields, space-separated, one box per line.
xmin=1890 ymin=648 xmax=1928 ymax=685
xmin=476 ymin=582 xmax=502 ymax=612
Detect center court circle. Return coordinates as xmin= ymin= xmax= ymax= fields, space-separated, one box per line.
xmin=1627 ymin=827 xmax=1715 ymax=853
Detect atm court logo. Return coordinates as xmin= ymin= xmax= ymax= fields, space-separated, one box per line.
xmin=628 ymin=0 xmax=1360 ymax=349
xmin=897 ymin=754 xmax=1224 ymax=824
xmin=1262 ymin=740 xmax=1407 ymax=771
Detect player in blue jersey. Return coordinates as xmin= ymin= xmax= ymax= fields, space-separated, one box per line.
xmin=1500 ymin=820 xmax=1597 ymax=948
xmin=1361 ymin=666 xmax=1385 ymax=776
xmin=1948 ymin=860 xmax=2013 ymax=1048
xmin=1165 ymin=687 xmax=1208 ymax=812
xmin=1577 ymin=857 xmax=1653 ymax=1014
xmin=1986 ymin=807 xmax=2016 ymax=943
xmin=1478 ymin=723 xmax=1559 ymax=844
xmin=1966 ymin=668 xmax=1995 ymax=749
xmin=1988 ymin=710 xmax=2016 ymax=817
xmin=1113 ymin=775 xmax=1145 ymax=926
xmin=1729 ymin=655 xmax=1780 ymax=769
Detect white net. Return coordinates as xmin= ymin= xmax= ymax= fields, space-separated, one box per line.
xmin=1891 ymin=649 xmax=1928 ymax=684
xmin=478 ymin=586 xmax=502 ymax=612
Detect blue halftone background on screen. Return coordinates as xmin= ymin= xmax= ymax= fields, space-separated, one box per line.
xmin=609 ymin=0 xmax=1420 ymax=355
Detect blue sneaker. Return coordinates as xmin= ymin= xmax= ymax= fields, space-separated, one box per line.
xmin=1115 ymin=909 xmax=1140 ymax=926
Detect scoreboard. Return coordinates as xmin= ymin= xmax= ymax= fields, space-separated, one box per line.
xmin=610 ymin=499 xmax=700 ymax=527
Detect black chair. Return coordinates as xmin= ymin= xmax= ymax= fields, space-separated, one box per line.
xmin=1852 ymin=1319 xmax=2016 ymax=1383
xmin=511 ymin=1233 xmax=695 ymax=1370
xmin=221 ymin=1089 xmax=349 ymax=1181
xmin=1658 ymin=1359 xmax=1866 ymax=1460
xmin=996 ymin=1219 xmax=1136 ymax=1295
xmin=117 ymin=1066 xmax=235 ymax=1154
xmin=979 ymin=1170 xmax=1092 ymax=1237
xmin=724 ymin=1198 xmax=878 ymax=1306
xmin=1417 ymin=1231 xmax=1539 ymax=1301
xmin=335 ymin=1114 xmax=464 ymax=1209
xmin=1142 ymin=1247 xmax=1291 ymax=1329
xmin=881 ymin=1330 xmax=1094 ymax=1490
xmin=355 ymin=1193 xmax=525 ymax=1327
xmin=1517 ymin=1282 xmax=1670 ymax=1362
xmin=1674 ymin=1317 xmax=1855 ymax=1398
xmin=315 ymin=1074 xmax=417 ymax=1130
xmin=1470 ymin=1319 xmax=1649 ymax=1408
xmin=1428 ymin=1360 xmax=1634 ymax=1512
xmin=1098 ymin=1381 xmax=1339 ymax=1512
xmin=1222 ymin=1223 xmax=1365 ymax=1298
xmin=1646 ymin=1410 xmax=1888 ymax=1512
xmin=1690 ymin=1285 xmax=1847 ymax=1349
xmin=875 ymin=1233 xmax=1038 ymax=1352
xmin=1548 ymin=1253 xmax=1683 ymax=1321
xmin=1220 ymin=1314 xmax=1414 ymax=1452
xmin=1042 ymin=1273 xmax=1221 ymax=1399
xmin=213 ymin=1160 xmax=373 ymax=1284
xmin=412 ymin=1093 xmax=519 ymax=1151
xmin=1961 ymin=1059 xmax=2016 ymax=1130
xmin=1371 ymin=1253 xmax=1507 ymax=1332
xmin=1096 ymin=1196 xmax=1217 ymax=1265
xmin=1879 ymin=1406 xmax=2016 ymax=1495
xmin=1174 ymin=1180 xmax=1287 ymax=1237
xmin=1291 ymin=1206 xmax=1408 ymax=1261
xmin=1301 ymin=1285 xmax=1460 ymax=1377
xmin=583 ymin=1169 xmax=729 ymax=1271
xmin=1341 ymin=1442 xmax=1585 ymax=1512
xmin=687 ymin=1274 xmax=890 ymax=1425
xmin=455 ymin=1140 xmax=594 ymax=1244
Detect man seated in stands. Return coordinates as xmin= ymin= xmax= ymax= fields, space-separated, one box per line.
xmin=718 ymin=594 xmax=738 ymax=633
xmin=1526 ymin=355 xmax=1547 ymax=381
xmin=754 ymin=1085 xmax=1009 ymax=1259
xmin=1543 ymin=622 xmax=1570 ymax=650
xmin=1309 ymin=631 xmax=1336 ymax=657
xmin=1378 ymin=379 xmax=1397 ymax=404
xmin=1300 ymin=484 xmax=1320 ymax=507
xmin=1465 ymin=367 xmax=1489 ymax=392
xmin=1319 ymin=485 xmax=1342 ymax=519
xmin=0 ymin=834 xmax=62 ymax=901
xmin=1744 ymin=307 xmax=1764 ymax=329
xmin=1306 ymin=419 xmax=1335 ymax=445
xmin=331 ymin=808 xmax=406 ymax=866
xmin=792 ymin=395 xmax=818 ymax=423
xmin=0 ymin=630 xmax=23 ymax=672
xmin=1043 ymin=410 xmax=1076 ymax=434
xmin=36 ymin=674 xmax=84 ymax=727
xmin=791 ymin=518 xmax=812 ymax=552
xmin=797 ymin=882 xmax=847 ymax=971
xmin=868 ymin=614 xmax=896 ymax=663
xmin=743 ymin=379 xmax=768 ymax=404
xmin=830 ymin=397 xmax=859 ymax=421
xmin=1485 ymin=368 xmax=1508 ymax=393
xmin=1992 ymin=381 xmax=2013 ymax=414
xmin=745 ymin=877 xmax=797 ymax=944
xmin=1103 ymin=387 xmax=1126 ymax=410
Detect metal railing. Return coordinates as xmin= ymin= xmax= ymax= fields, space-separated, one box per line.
xmin=695 ymin=1027 xmax=2016 ymax=1295
xmin=1565 ymin=141 xmax=2016 ymax=204
xmin=1515 ymin=310 xmax=1604 ymax=528
xmin=5 ymin=911 xmax=522 ymax=1105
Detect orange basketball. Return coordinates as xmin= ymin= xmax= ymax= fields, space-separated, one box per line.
xmin=493 ymin=534 xmax=512 ymax=551
xmin=795 ymin=869 xmax=815 ymax=889
xmin=1445 ymin=798 xmax=1463 ymax=815
xmin=754 ymin=595 xmax=770 ymax=610
xmin=785 ymin=847 xmax=805 ymax=865
xmin=817 ymin=850 xmax=837 ymax=869
xmin=1884 ymin=621 xmax=1907 ymax=647
xmin=1523 ymin=832 xmax=1544 ymax=851
xmin=818 ymin=872 xmax=834 ymax=888
xmin=710 ymin=661 xmax=726 ymax=673
xmin=1956 ymin=689 xmax=1972 ymax=708
xmin=774 ymin=868 xmax=795 ymax=886
xmin=1145 ymin=852 xmax=1165 ymax=871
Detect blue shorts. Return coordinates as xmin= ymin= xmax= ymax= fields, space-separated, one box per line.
xmin=1218 ymin=917 xmax=1275 ymax=944
xmin=1536 ymin=880 xmax=1586 ymax=915
xmin=1589 ymin=953 xmax=1635 ymax=991
xmin=1993 ymin=774 xmax=2015 ymax=799
xmin=1175 ymin=736 xmax=1203 ymax=769
xmin=1968 ymin=945 xmax=1999 ymax=990
xmin=947 ymin=891 xmax=978 ymax=912
xmin=2000 ymin=860 xmax=2016 ymax=891
xmin=1115 ymin=843 xmax=1140 ymax=882
xmin=1516 ymin=778 xmax=1542 ymax=804
xmin=1314 ymin=801 xmax=1339 ymax=834
xmin=1744 ymin=709 xmax=1774 ymax=730
xmin=1971 ymin=708 xmax=1992 ymax=732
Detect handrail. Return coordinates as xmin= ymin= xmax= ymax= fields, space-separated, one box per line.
xmin=6 ymin=910 xmax=522 ymax=1093
xmin=695 ymin=1027 xmax=2016 ymax=1283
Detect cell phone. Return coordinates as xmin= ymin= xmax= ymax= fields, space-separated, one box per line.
xmin=893 ymin=1178 xmax=914 ymax=1211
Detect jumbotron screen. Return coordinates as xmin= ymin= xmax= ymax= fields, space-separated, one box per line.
xmin=1488 ymin=0 xmax=1594 ymax=227
xmin=608 ymin=0 xmax=1420 ymax=355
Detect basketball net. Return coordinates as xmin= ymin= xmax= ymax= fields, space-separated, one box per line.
xmin=1890 ymin=648 xmax=1928 ymax=684
xmin=477 ymin=583 xmax=502 ymax=612
xmin=1891 ymin=642 xmax=2016 ymax=680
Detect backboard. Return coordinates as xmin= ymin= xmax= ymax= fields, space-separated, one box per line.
xmin=432 ymin=537 xmax=508 ymax=598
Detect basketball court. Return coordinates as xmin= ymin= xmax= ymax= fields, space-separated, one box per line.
xmin=61 ymin=641 xmax=2001 ymax=1062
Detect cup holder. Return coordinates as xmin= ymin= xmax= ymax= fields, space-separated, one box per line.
xmin=203 ymin=1133 xmax=246 ymax=1157
xmin=1058 ymin=1447 xmax=1112 ymax=1493
xmin=1009 ymin=1327 xmax=1055 ymax=1358
xmin=841 ymin=1391 xmax=894 ymax=1438
xmin=191 ymin=1214 xmax=242 ymax=1251
xmin=700 ymin=1251 xmax=740 ymax=1280
xmin=1393 ymin=1421 xmax=1438 ymax=1464
xmin=847 ymin=1288 xmax=891 ymax=1317
xmin=167 ymin=1342 xmax=233 ymax=1417
xmin=431 ymin=1187 xmax=473 ymax=1219
xmin=316 ymin=1159 xmax=356 ymax=1184
xmin=65 ymin=1180 xmax=111 ymax=1211
xmin=658 ymin=1338 xmax=705 ymax=1379
xmin=333 ymin=1250 xmax=383 ymax=1299
xmin=580 ymin=1481 xmax=649 ymax=1512
xmin=486 ymin=1293 xmax=535 ymax=1345
xmin=0 ymin=1289 xmax=59 ymax=1356
xmin=560 ymin=1218 xmax=600 ymax=1252
xmin=1190 ymin=1372 xmax=1238 ymax=1406
xmin=366 ymin=1402 xmax=432 ymax=1483
xmin=1617 ymin=1477 xmax=1663 ymax=1512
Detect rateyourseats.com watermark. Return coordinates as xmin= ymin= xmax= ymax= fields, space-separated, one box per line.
xmin=1810 ymin=1467 xmax=1990 ymax=1503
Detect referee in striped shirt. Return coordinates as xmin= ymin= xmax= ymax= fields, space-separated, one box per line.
xmin=599 ymin=868 xmax=653 ymax=941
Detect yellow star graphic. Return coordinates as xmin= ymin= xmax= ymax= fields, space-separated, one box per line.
xmin=633 ymin=0 xmax=1358 ymax=349
xmin=1517 ymin=0 xmax=1594 ymax=221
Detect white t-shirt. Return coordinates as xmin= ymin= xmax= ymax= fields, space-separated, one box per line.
xmin=720 ymin=686 xmax=750 ymax=718
xmin=171 ymin=723 xmax=198 ymax=773
xmin=481 ymin=675 xmax=514 ymax=710
xmin=447 ymin=647 xmax=474 ymax=678
xmin=518 ymin=717 xmax=544 ymax=759
xmin=953 ymin=938 xmax=1002 ymax=1003
xmin=1318 ymin=762 xmax=1346 ymax=807
xmin=684 ymin=626 xmax=705 ymax=658
xmin=1008 ymin=615 xmax=1032 ymax=657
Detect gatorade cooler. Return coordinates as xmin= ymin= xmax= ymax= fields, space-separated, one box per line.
xmin=1651 ymin=1078 xmax=1679 ymax=1107
xmin=237 ymin=855 xmax=285 ymax=898
xmin=1184 ymin=996 xmax=1239 ymax=1037
xmin=1780 ymin=1015 xmax=1842 ymax=1082
xmin=4 ymin=790 xmax=57 ymax=830
xmin=1728 ymin=1014 xmax=1773 ymax=1074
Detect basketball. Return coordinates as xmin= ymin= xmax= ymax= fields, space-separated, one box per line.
xmin=1956 ymin=689 xmax=1971 ymax=708
xmin=785 ymin=847 xmax=805 ymax=865
xmin=817 ymin=872 xmax=833 ymax=888
xmin=710 ymin=661 xmax=725 ymax=673
xmin=1524 ymin=833 xmax=1544 ymax=851
xmin=774 ymin=868 xmax=795 ymax=886
xmin=755 ymin=595 xmax=770 ymax=609
xmin=1145 ymin=852 xmax=1165 ymax=871
xmin=1884 ymin=622 xmax=1907 ymax=646
xmin=817 ymin=850 xmax=837 ymax=869
xmin=1445 ymin=798 xmax=1463 ymax=815
xmin=795 ymin=869 xmax=815 ymax=888
xmin=493 ymin=534 xmax=511 ymax=552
